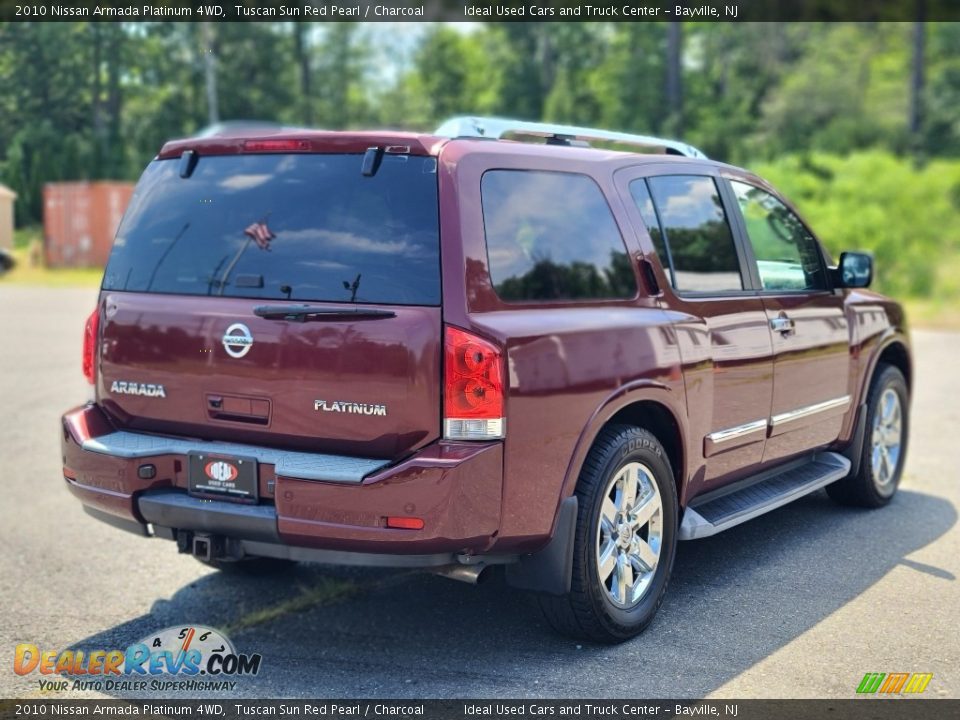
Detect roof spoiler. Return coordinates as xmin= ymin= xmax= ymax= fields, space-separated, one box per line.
xmin=434 ymin=116 xmax=707 ymax=159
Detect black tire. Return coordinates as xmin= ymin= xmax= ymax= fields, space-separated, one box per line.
xmin=538 ymin=425 xmax=678 ymax=643
xmin=827 ymin=364 xmax=909 ymax=508
xmin=194 ymin=556 xmax=296 ymax=575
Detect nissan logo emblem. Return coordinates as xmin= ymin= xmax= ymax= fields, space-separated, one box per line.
xmin=222 ymin=323 xmax=254 ymax=358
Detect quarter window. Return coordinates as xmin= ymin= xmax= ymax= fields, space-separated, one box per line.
xmin=730 ymin=180 xmax=827 ymax=291
xmin=628 ymin=179 xmax=675 ymax=288
xmin=481 ymin=170 xmax=636 ymax=302
xmin=645 ymin=175 xmax=743 ymax=293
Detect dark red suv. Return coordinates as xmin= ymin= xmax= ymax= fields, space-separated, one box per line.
xmin=62 ymin=117 xmax=911 ymax=643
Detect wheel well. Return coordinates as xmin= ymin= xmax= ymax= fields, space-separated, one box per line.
xmin=606 ymin=401 xmax=684 ymax=498
xmin=877 ymin=341 xmax=911 ymax=392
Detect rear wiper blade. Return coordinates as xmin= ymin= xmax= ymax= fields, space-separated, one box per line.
xmin=253 ymin=304 xmax=396 ymax=322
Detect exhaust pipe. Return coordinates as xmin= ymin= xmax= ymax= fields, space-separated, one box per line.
xmin=432 ymin=563 xmax=489 ymax=585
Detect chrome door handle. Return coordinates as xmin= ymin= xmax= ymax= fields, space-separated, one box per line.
xmin=770 ymin=316 xmax=795 ymax=334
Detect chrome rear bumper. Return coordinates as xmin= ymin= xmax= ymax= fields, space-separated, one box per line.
xmin=82 ymin=430 xmax=388 ymax=484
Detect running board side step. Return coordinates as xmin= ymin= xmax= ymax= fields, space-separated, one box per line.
xmin=679 ymin=452 xmax=851 ymax=540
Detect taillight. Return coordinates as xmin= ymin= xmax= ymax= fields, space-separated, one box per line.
xmin=443 ymin=326 xmax=505 ymax=440
xmin=82 ymin=306 xmax=100 ymax=384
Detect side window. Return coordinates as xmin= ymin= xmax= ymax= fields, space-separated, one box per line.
xmin=628 ymin=180 xmax=675 ymax=287
xmin=646 ymin=175 xmax=743 ymax=293
xmin=481 ymin=170 xmax=636 ymax=302
xmin=730 ymin=180 xmax=827 ymax=291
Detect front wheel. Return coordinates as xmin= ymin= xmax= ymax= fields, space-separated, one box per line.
xmin=827 ymin=364 xmax=909 ymax=508
xmin=538 ymin=425 xmax=678 ymax=643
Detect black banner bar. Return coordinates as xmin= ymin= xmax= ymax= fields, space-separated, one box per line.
xmin=1 ymin=700 xmax=960 ymax=720
xmin=1 ymin=0 xmax=959 ymax=22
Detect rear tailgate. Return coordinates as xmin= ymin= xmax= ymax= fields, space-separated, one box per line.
xmin=98 ymin=150 xmax=442 ymax=461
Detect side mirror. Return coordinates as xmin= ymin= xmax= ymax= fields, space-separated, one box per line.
xmin=835 ymin=251 xmax=873 ymax=289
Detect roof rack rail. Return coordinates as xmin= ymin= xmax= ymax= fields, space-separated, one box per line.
xmin=434 ymin=116 xmax=707 ymax=159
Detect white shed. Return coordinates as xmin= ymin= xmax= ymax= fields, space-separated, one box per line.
xmin=0 ymin=184 xmax=16 ymax=250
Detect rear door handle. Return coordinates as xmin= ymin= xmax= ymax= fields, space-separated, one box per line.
xmin=770 ymin=315 xmax=796 ymax=335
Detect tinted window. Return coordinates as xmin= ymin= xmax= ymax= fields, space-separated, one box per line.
xmin=103 ymin=153 xmax=440 ymax=305
xmin=647 ymin=175 xmax=743 ymax=293
xmin=481 ymin=170 xmax=636 ymax=302
xmin=628 ymin=179 xmax=674 ymax=285
xmin=730 ymin=180 xmax=827 ymax=291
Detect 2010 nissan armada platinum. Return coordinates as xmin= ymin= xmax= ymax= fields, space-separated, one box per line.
xmin=62 ymin=117 xmax=911 ymax=643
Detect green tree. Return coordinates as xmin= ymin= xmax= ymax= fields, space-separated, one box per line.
xmin=754 ymin=24 xmax=910 ymax=156
xmin=0 ymin=23 xmax=97 ymax=224
xmin=541 ymin=24 xmax=606 ymax=125
xmin=213 ymin=23 xmax=296 ymax=125
xmin=924 ymin=23 xmax=960 ymax=155
xmin=484 ymin=23 xmax=555 ymax=120
xmin=313 ymin=23 xmax=372 ymax=128
xmin=405 ymin=25 xmax=491 ymax=127
xmin=589 ymin=24 xmax=667 ymax=136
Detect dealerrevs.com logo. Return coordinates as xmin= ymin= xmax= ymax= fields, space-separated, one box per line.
xmin=14 ymin=625 xmax=262 ymax=693
xmin=856 ymin=672 xmax=933 ymax=695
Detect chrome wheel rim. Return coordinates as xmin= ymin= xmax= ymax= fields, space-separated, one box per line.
xmin=871 ymin=388 xmax=903 ymax=495
xmin=596 ymin=462 xmax=663 ymax=608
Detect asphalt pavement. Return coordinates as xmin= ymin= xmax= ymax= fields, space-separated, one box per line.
xmin=1 ymin=285 xmax=957 ymax=700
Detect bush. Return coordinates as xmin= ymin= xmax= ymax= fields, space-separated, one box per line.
xmin=749 ymin=151 xmax=960 ymax=300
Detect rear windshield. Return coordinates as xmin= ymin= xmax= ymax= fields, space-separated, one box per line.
xmin=103 ymin=153 xmax=441 ymax=305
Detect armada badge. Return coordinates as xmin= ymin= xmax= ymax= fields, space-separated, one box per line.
xmin=110 ymin=380 xmax=166 ymax=398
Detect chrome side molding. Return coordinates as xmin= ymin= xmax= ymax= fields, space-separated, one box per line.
xmin=705 ymin=396 xmax=852 ymax=453
xmin=704 ymin=419 xmax=767 ymax=457
xmin=706 ymin=419 xmax=768 ymax=444
xmin=770 ymin=395 xmax=851 ymax=428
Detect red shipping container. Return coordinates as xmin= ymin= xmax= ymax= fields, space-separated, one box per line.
xmin=43 ymin=181 xmax=135 ymax=268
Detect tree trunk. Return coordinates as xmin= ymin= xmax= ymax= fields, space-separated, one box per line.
xmin=203 ymin=22 xmax=219 ymax=126
xmin=666 ymin=21 xmax=683 ymax=135
xmin=294 ymin=22 xmax=314 ymax=126
xmin=327 ymin=24 xmax=355 ymax=129
xmin=536 ymin=23 xmax=555 ymax=116
xmin=106 ymin=25 xmax=122 ymax=176
xmin=909 ymin=6 xmax=926 ymax=140
xmin=92 ymin=23 xmax=104 ymax=177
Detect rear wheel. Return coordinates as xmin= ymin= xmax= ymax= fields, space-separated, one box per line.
xmin=538 ymin=425 xmax=678 ymax=643
xmin=827 ymin=364 xmax=909 ymax=508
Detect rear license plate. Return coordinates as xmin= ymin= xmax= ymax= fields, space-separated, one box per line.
xmin=188 ymin=452 xmax=258 ymax=502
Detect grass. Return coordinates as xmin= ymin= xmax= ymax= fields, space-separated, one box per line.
xmin=1 ymin=234 xmax=103 ymax=288
xmin=13 ymin=225 xmax=41 ymax=249
xmin=902 ymin=252 xmax=960 ymax=330
xmin=904 ymin=298 xmax=960 ymax=331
